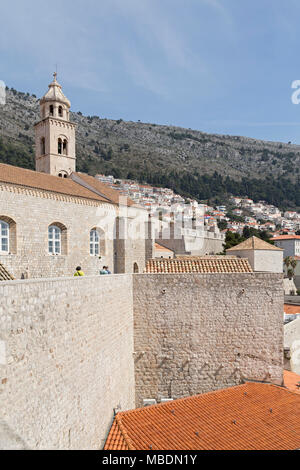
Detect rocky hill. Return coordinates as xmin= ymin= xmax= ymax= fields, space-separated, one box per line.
xmin=0 ymin=88 xmax=299 ymax=209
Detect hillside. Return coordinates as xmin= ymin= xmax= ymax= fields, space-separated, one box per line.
xmin=0 ymin=87 xmax=300 ymax=209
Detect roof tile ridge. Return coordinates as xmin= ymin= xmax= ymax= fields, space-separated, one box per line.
xmin=3 ymin=179 xmax=103 ymax=202
xmin=71 ymin=172 xmax=114 ymax=204
xmin=115 ymin=413 xmax=136 ymax=450
xmin=268 ymin=382 xmax=300 ymax=396
xmin=119 ymin=383 xmax=254 ymax=417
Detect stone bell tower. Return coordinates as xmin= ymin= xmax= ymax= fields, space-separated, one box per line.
xmin=34 ymin=73 xmax=76 ymax=177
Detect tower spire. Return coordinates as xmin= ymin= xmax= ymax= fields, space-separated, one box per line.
xmin=34 ymin=75 xmax=76 ymax=177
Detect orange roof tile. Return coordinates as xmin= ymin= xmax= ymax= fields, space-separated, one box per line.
xmin=145 ymin=256 xmax=253 ymax=273
xmin=284 ymin=371 xmax=300 ymax=394
xmin=104 ymin=383 xmax=300 ymax=450
xmin=272 ymin=235 xmax=300 ymax=241
xmin=0 ymin=163 xmax=107 ymax=202
xmin=284 ymin=305 xmax=300 ymax=315
xmin=73 ymin=172 xmax=136 ymax=206
xmin=154 ymin=243 xmax=174 ymax=253
xmin=0 ymin=163 xmax=139 ymax=207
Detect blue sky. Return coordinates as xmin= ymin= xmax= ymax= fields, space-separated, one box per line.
xmin=2 ymin=0 xmax=300 ymax=143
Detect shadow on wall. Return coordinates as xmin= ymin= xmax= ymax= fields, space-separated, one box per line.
xmin=0 ymin=419 xmax=30 ymax=450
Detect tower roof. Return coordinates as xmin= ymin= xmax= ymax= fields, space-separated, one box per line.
xmin=227 ymin=236 xmax=283 ymax=252
xmin=40 ymin=72 xmax=71 ymax=108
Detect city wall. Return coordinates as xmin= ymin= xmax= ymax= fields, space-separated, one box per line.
xmin=0 ymin=275 xmax=135 ymax=450
xmin=133 ymin=273 xmax=284 ymax=407
xmin=0 ymin=272 xmax=284 ymax=448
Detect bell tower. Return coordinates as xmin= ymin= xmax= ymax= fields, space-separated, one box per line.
xmin=34 ymin=73 xmax=76 ymax=177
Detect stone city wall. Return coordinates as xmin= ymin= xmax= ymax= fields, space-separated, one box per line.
xmin=133 ymin=273 xmax=284 ymax=407
xmin=0 ymin=272 xmax=284 ymax=449
xmin=0 ymin=275 xmax=135 ymax=449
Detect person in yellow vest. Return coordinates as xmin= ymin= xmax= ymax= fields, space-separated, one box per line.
xmin=74 ymin=266 xmax=84 ymax=276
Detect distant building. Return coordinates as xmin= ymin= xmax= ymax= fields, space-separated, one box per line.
xmin=272 ymin=235 xmax=300 ymax=258
xmin=226 ymin=236 xmax=283 ymax=273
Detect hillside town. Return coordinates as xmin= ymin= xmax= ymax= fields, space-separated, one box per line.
xmin=95 ymin=173 xmax=300 ymax=236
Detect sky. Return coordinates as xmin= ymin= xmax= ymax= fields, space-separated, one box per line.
xmin=2 ymin=0 xmax=300 ymax=143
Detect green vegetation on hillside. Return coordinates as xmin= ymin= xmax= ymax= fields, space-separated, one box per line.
xmin=0 ymin=137 xmax=34 ymax=169
xmin=223 ymin=227 xmax=274 ymax=251
xmin=0 ymin=87 xmax=299 ymax=210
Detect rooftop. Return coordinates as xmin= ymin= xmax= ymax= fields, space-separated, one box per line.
xmin=272 ymin=235 xmax=300 ymax=241
xmin=154 ymin=243 xmax=174 ymax=253
xmin=0 ymin=163 xmax=135 ymax=207
xmin=227 ymin=236 xmax=282 ymax=252
xmin=284 ymin=304 xmax=300 ymax=315
xmin=104 ymin=382 xmax=300 ymax=450
xmin=284 ymin=371 xmax=300 ymax=394
xmin=145 ymin=256 xmax=253 ymax=273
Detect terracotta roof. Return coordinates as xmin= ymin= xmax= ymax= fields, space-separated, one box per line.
xmin=145 ymin=256 xmax=253 ymax=273
xmin=72 ymin=172 xmax=136 ymax=206
xmin=284 ymin=305 xmax=300 ymax=315
xmin=0 ymin=262 xmax=14 ymax=281
xmin=272 ymin=235 xmax=300 ymax=241
xmin=284 ymin=371 xmax=300 ymax=394
xmin=104 ymin=382 xmax=300 ymax=450
xmin=227 ymin=236 xmax=282 ymax=252
xmin=154 ymin=243 xmax=174 ymax=253
xmin=0 ymin=163 xmax=107 ymax=203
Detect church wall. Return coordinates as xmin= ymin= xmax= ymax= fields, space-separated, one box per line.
xmin=0 ymin=184 xmax=115 ymax=278
xmin=0 ymin=275 xmax=135 ymax=450
xmin=133 ymin=273 xmax=284 ymax=407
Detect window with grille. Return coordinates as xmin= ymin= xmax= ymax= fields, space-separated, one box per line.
xmin=48 ymin=225 xmax=61 ymax=255
xmin=0 ymin=220 xmax=9 ymax=253
xmin=90 ymin=229 xmax=100 ymax=256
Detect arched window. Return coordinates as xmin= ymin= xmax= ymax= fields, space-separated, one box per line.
xmin=58 ymin=171 xmax=68 ymax=178
xmin=58 ymin=106 xmax=63 ymax=117
xmin=49 ymin=105 xmax=54 ymax=116
xmin=133 ymin=262 xmax=139 ymax=273
xmin=40 ymin=137 xmax=45 ymax=155
xmin=0 ymin=220 xmax=9 ymax=253
xmin=58 ymin=138 xmax=62 ymax=155
xmin=63 ymin=139 xmax=68 ymax=155
xmin=0 ymin=217 xmax=16 ymax=254
xmin=90 ymin=229 xmax=100 ymax=256
xmin=48 ymin=225 xmax=61 ymax=255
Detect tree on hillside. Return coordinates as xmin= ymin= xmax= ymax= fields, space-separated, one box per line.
xmin=242 ymin=226 xmax=274 ymax=244
xmin=223 ymin=231 xmax=245 ymax=251
xmin=284 ymin=256 xmax=297 ymax=279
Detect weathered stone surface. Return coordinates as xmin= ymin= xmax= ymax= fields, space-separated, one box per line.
xmin=133 ymin=273 xmax=284 ymax=406
xmin=0 ymin=272 xmax=284 ymax=449
xmin=0 ymin=275 xmax=135 ymax=449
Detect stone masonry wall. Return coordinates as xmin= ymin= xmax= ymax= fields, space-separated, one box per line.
xmin=0 ymin=275 xmax=135 ymax=450
xmin=133 ymin=273 xmax=284 ymax=407
xmin=0 ymin=183 xmax=149 ymax=278
xmin=0 ymin=272 xmax=284 ymax=449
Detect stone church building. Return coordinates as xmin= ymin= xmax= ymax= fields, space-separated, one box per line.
xmin=0 ymin=74 xmax=153 ymax=279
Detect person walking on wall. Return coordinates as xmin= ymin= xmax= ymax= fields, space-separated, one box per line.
xmin=74 ymin=266 xmax=85 ymax=276
xmin=100 ymin=266 xmax=108 ymax=275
